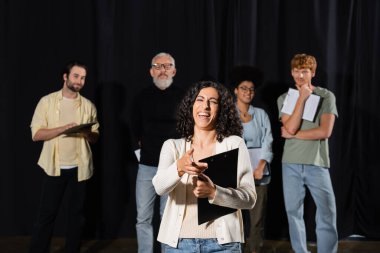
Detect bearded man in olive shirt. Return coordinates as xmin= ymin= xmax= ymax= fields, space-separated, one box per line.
xmin=277 ymin=54 xmax=338 ymax=253
xmin=131 ymin=52 xmax=183 ymax=253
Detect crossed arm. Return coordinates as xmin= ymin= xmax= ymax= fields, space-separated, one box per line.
xmin=281 ymin=113 xmax=335 ymax=140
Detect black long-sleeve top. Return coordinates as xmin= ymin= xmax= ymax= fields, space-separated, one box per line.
xmin=131 ymin=84 xmax=183 ymax=166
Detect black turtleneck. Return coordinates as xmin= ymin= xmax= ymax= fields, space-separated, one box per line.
xmin=131 ymin=84 xmax=184 ymax=166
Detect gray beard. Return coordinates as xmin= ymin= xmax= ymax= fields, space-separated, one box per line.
xmin=153 ymin=77 xmax=173 ymax=90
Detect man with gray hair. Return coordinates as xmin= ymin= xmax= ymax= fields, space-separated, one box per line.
xmin=131 ymin=52 xmax=183 ymax=253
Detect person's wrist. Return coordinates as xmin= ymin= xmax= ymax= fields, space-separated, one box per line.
xmin=178 ymin=170 xmax=184 ymax=177
xmin=177 ymin=165 xmax=185 ymax=177
xmin=210 ymin=184 xmax=216 ymax=199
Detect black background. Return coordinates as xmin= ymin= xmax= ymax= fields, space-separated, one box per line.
xmin=1 ymin=0 xmax=379 ymax=242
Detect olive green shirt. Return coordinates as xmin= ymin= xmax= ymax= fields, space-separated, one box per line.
xmin=277 ymin=86 xmax=338 ymax=168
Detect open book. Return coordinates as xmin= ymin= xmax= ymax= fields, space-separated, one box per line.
xmin=281 ymin=88 xmax=321 ymax=122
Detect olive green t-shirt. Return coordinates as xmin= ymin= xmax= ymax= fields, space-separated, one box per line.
xmin=277 ymin=86 xmax=338 ymax=168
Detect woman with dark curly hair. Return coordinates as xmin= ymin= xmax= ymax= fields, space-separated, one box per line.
xmin=152 ymin=81 xmax=256 ymax=252
xmin=230 ymin=66 xmax=273 ymax=253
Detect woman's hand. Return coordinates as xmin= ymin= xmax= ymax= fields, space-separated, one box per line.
xmin=192 ymin=173 xmax=216 ymax=199
xmin=177 ymin=148 xmax=208 ymax=177
xmin=254 ymin=160 xmax=267 ymax=180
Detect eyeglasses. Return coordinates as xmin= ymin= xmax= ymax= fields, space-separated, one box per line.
xmin=151 ymin=63 xmax=174 ymax=70
xmin=238 ymin=86 xmax=255 ymax=93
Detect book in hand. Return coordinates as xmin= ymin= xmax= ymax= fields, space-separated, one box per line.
xmin=197 ymin=148 xmax=239 ymax=225
xmin=62 ymin=122 xmax=96 ymax=135
xmin=281 ymin=88 xmax=321 ymax=122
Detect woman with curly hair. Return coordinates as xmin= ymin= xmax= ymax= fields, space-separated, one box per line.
xmin=152 ymin=81 xmax=256 ymax=252
xmin=230 ymin=66 xmax=273 ymax=253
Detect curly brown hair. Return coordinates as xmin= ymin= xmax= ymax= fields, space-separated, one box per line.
xmin=176 ymin=81 xmax=242 ymax=142
xmin=291 ymin=54 xmax=317 ymax=72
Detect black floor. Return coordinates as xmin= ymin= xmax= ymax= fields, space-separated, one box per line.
xmin=1 ymin=237 xmax=380 ymax=253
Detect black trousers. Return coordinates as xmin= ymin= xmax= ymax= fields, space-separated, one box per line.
xmin=29 ymin=168 xmax=86 ymax=253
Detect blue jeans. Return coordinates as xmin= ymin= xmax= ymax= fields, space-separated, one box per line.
xmin=164 ymin=239 xmax=241 ymax=253
xmin=282 ymin=163 xmax=338 ymax=253
xmin=136 ymin=164 xmax=168 ymax=253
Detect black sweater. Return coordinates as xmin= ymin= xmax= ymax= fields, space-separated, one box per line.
xmin=131 ymin=84 xmax=183 ymax=166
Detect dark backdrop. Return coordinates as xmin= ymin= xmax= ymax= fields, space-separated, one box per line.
xmin=1 ymin=0 xmax=379 ymax=242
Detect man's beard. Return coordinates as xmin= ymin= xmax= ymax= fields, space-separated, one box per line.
xmin=153 ymin=77 xmax=173 ymax=90
xmin=66 ymin=80 xmax=82 ymax=92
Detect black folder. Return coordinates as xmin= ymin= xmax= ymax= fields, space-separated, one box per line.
xmin=197 ymin=148 xmax=239 ymax=225
xmin=62 ymin=122 xmax=96 ymax=135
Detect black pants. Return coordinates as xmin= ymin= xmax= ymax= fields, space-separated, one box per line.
xmin=29 ymin=168 xmax=86 ymax=253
